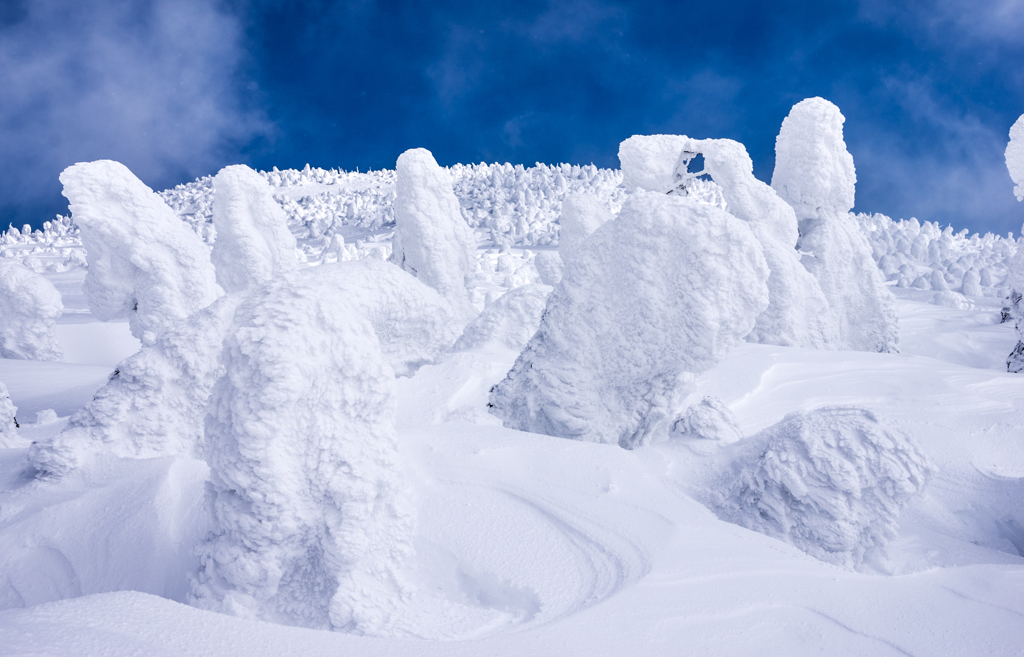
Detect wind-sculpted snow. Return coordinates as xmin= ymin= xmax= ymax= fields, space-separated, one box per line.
xmin=59 ymin=160 xmax=221 ymax=345
xmin=454 ymin=284 xmax=552 ymax=353
xmin=391 ymin=149 xmax=478 ymax=321
xmin=490 ymin=191 xmax=770 ymax=449
xmin=773 ymin=99 xmax=899 ymax=353
xmin=710 ymin=407 xmax=932 ymax=569
xmin=0 ymin=382 xmax=17 ymax=448
xmin=29 ymin=296 xmax=241 ymax=477
xmin=211 ymin=165 xmax=298 ymax=294
xmin=0 ymin=262 xmax=63 ymax=362
xmin=191 ymin=264 xmax=416 ymax=635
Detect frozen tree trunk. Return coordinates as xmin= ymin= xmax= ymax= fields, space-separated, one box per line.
xmin=0 ymin=261 xmax=64 ymax=361
xmin=190 ymin=264 xmax=418 ymax=634
xmin=772 ymin=98 xmax=899 ymax=353
xmin=489 ymin=191 xmax=769 ymax=449
xmin=211 ymin=164 xmax=298 ymax=294
xmin=390 ymin=148 xmax=478 ymax=322
xmin=60 ymin=160 xmax=220 ymax=345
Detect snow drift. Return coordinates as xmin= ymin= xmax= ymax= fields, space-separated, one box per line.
xmin=390 ymin=148 xmax=478 ymax=321
xmin=710 ymin=407 xmax=932 ymax=569
xmin=772 ymin=98 xmax=899 ymax=354
xmin=489 ymin=190 xmax=769 ymax=449
xmin=59 ymin=160 xmax=221 ymax=345
xmin=211 ymin=164 xmax=299 ymax=294
xmin=0 ymin=261 xmax=64 ymax=362
xmin=190 ymin=264 xmax=416 ymax=635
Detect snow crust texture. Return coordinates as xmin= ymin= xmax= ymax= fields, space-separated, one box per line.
xmin=59 ymin=160 xmax=221 ymax=344
xmin=713 ymin=407 xmax=932 ymax=569
xmin=391 ymin=148 xmax=478 ymax=321
xmin=0 ymin=382 xmax=18 ymax=448
xmin=0 ymin=262 xmax=63 ymax=362
xmin=490 ymin=191 xmax=769 ymax=449
xmin=1007 ymin=114 xmax=1024 ymax=202
xmin=211 ymin=165 xmax=298 ymax=293
xmin=772 ymin=99 xmax=899 ymax=353
xmin=191 ymin=264 xmax=415 ymax=635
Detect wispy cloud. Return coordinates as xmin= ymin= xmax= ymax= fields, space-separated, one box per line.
xmin=0 ymin=0 xmax=268 ymax=226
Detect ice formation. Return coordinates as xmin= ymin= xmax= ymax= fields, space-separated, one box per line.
xmin=711 ymin=407 xmax=931 ymax=569
xmin=454 ymin=284 xmax=552 ymax=352
xmin=0 ymin=382 xmax=18 ymax=448
xmin=60 ymin=160 xmax=221 ymax=344
xmin=211 ymin=164 xmax=298 ymax=293
xmin=390 ymin=148 xmax=478 ymax=320
xmin=190 ymin=264 xmax=415 ymax=635
xmin=0 ymin=261 xmax=64 ymax=361
xmin=29 ymin=296 xmax=241 ymax=477
xmin=772 ymin=98 xmax=899 ymax=353
xmin=489 ymin=191 xmax=769 ymax=449
xmin=1007 ymin=114 xmax=1024 ymax=202
xmin=670 ymin=396 xmax=743 ymax=444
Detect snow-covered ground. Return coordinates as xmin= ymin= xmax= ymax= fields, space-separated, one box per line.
xmin=1 ymin=120 xmax=1024 ymax=653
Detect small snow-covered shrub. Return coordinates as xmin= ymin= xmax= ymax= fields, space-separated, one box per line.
xmin=29 ymin=296 xmax=241 ymax=477
xmin=0 ymin=382 xmax=18 ymax=448
xmin=533 ymin=251 xmax=563 ymax=286
xmin=489 ymin=191 xmax=769 ymax=449
xmin=211 ymin=164 xmax=298 ymax=293
xmin=712 ymin=407 xmax=932 ymax=569
xmin=670 ymin=396 xmax=742 ymax=444
xmin=454 ymin=284 xmax=551 ymax=352
xmin=60 ymin=160 xmax=220 ymax=344
xmin=190 ymin=264 xmax=415 ymax=635
xmin=772 ymin=98 xmax=899 ymax=353
xmin=390 ymin=148 xmax=477 ymax=320
xmin=933 ymin=291 xmax=971 ymax=310
xmin=0 ymin=261 xmax=63 ymax=361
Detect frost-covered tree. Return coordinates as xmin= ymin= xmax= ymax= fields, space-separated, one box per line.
xmin=454 ymin=284 xmax=551 ymax=352
xmin=489 ymin=191 xmax=769 ymax=449
xmin=1004 ymin=114 xmax=1024 ymax=372
xmin=0 ymin=261 xmax=64 ymax=361
xmin=190 ymin=264 xmax=422 ymax=634
xmin=559 ymin=193 xmax=614 ymax=265
xmin=211 ymin=164 xmax=298 ymax=294
xmin=1007 ymin=114 xmax=1024 ymax=202
xmin=771 ymin=98 xmax=899 ymax=353
xmin=0 ymin=381 xmax=19 ymax=448
xmin=390 ymin=148 xmax=478 ymax=321
xmin=619 ymin=134 xmax=838 ymax=349
xmin=708 ymin=407 xmax=932 ymax=570
xmin=59 ymin=160 xmax=221 ymax=345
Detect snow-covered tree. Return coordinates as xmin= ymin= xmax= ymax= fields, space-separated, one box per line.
xmin=0 ymin=261 xmax=64 ymax=361
xmin=454 ymin=284 xmax=551 ymax=352
xmin=211 ymin=164 xmax=298 ymax=294
xmin=390 ymin=148 xmax=478 ymax=321
xmin=772 ymin=98 xmax=899 ymax=353
xmin=1004 ymin=114 xmax=1024 ymax=372
xmin=709 ymin=407 xmax=932 ymax=570
xmin=558 ymin=193 xmax=614 ymax=265
xmin=190 ymin=264 xmax=420 ymax=634
xmin=0 ymin=381 xmax=18 ymax=448
xmin=489 ymin=190 xmax=769 ymax=449
xmin=59 ymin=160 xmax=221 ymax=345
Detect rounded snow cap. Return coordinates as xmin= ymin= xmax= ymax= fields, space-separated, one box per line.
xmin=771 ymin=97 xmax=856 ymax=220
xmin=1006 ymin=114 xmax=1024 ymax=202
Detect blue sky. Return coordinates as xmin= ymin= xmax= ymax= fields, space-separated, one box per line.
xmin=2 ymin=0 xmax=1023 ymax=234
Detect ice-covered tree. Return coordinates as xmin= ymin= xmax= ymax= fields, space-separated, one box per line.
xmin=211 ymin=164 xmax=298 ymax=294
xmin=1004 ymin=114 xmax=1024 ymax=372
xmin=0 ymin=261 xmax=64 ymax=361
xmin=1007 ymin=114 xmax=1024 ymax=202
xmin=454 ymin=284 xmax=552 ymax=352
xmin=190 ymin=264 xmax=420 ymax=634
xmin=0 ymin=381 xmax=18 ymax=448
xmin=489 ymin=190 xmax=769 ymax=449
xmin=771 ymin=98 xmax=899 ymax=353
xmin=390 ymin=148 xmax=478 ymax=321
xmin=558 ymin=193 xmax=614 ymax=265
xmin=59 ymin=160 xmax=221 ymax=345
xmin=708 ymin=407 xmax=931 ymax=570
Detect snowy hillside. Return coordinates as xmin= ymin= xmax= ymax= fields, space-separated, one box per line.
xmin=1 ymin=99 xmax=1024 ymax=656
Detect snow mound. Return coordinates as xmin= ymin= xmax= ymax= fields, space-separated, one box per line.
xmin=190 ymin=264 xmax=415 ymax=635
xmin=0 ymin=261 xmax=64 ymax=361
xmin=932 ymin=290 xmax=971 ymax=310
xmin=59 ymin=160 xmax=221 ymax=344
xmin=670 ymin=396 xmax=742 ymax=444
xmin=490 ymin=191 xmax=769 ymax=449
xmin=454 ymin=284 xmax=552 ymax=352
xmin=1007 ymin=114 xmax=1024 ymax=202
xmin=211 ymin=165 xmax=298 ymax=293
xmin=29 ymin=296 xmax=241 ymax=477
xmin=559 ymin=193 xmax=615 ymax=266
xmin=712 ymin=407 xmax=932 ymax=569
xmin=772 ymin=99 xmax=899 ymax=353
xmin=390 ymin=148 xmax=478 ymax=320
xmin=0 ymin=382 xmax=18 ymax=448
